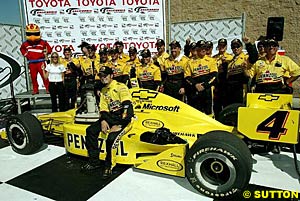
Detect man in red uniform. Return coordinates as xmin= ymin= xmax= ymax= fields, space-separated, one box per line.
xmin=20 ymin=24 xmax=52 ymax=94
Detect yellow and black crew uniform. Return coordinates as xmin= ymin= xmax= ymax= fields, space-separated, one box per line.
xmin=223 ymin=39 xmax=258 ymax=106
xmin=163 ymin=41 xmax=189 ymax=100
xmin=84 ymin=66 xmax=134 ymax=172
xmin=137 ymin=49 xmax=161 ymax=90
xmin=60 ymin=48 xmax=81 ymax=110
xmin=185 ymin=55 xmax=217 ymax=114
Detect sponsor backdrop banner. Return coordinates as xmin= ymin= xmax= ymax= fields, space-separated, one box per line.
xmin=171 ymin=17 xmax=243 ymax=56
xmin=23 ymin=0 xmax=166 ymax=54
xmin=0 ymin=24 xmax=27 ymax=99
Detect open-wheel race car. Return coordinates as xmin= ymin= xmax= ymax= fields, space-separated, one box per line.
xmin=1 ymin=88 xmax=299 ymax=199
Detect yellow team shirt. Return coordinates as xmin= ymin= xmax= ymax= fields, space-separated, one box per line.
xmin=227 ymin=52 xmax=249 ymax=77
xmin=163 ymin=54 xmax=189 ymax=77
xmin=136 ymin=63 xmax=162 ymax=82
xmin=60 ymin=57 xmax=80 ymax=68
xmin=100 ymin=80 xmax=132 ymax=113
xmin=156 ymin=51 xmax=169 ymax=70
xmin=185 ymin=55 xmax=218 ymax=78
xmin=249 ymin=53 xmax=300 ymax=84
xmin=79 ymin=54 xmax=100 ymax=77
xmin=119 ymin=53 xmax=130 ymax=63
xmin=123 ymin=58 xmax=141 ymax=76
xmin=213 ymin=52 xmax=234 ymax=73
xmin=107 ymin=60 xmax=126 ymax=78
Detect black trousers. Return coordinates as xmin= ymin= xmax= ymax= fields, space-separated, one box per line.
xmin=224 ymin=84 xmax=244 ymax=107
xmin=64 ymin=78 xmax=77 ymax=110
xmin=85 ymin=119 xmax=125 ymax=166
xmin=49 ymin=82 xmax=65 ymax=112
xmin=188 ymin=88 xmax=212 ymax=115
xmin=164 ymin=81 xmax=183 ymax=101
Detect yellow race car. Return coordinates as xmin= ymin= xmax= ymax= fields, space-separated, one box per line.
xmin=1 ymin=88 xmax=299 ymax=199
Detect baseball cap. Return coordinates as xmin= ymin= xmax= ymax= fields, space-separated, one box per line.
xmin=87 ymin=44 xmax=96 ymax=51
xmin=128 ymin=46 xmax=137 ymax=53
xmin=140 ymin=49 xmax=151 ymax=58
xmin=189 ymin=42 xmax=198 ymax=49
xmin=99 ymin=46 xmax=109 ymax=55
xmin=169 ymin=40 xmax=181 ymax=48
xmin=109 ymin=47 xmax=119 ymax=54
xmin=156 ymin=39 xmax=165 ymax=46
xmin=197 ymin=40 xmax=206 ymax=48
xmin=206 ymin=41 xmax=213 ymax=48
xmin=99 ymin=66 xmax=113 ymax=76
xmin=231 ymin=39 xmax=243 ymax=47
xmin=78 ymin=41 xmax=90 ymax=48
xmin=218 ymin=38 xmax=227 ymax=46
xmin=266 ymin=39 xmax=279 ymax=47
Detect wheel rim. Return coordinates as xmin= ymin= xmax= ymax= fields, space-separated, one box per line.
xmin=8 ymin=124 xmax=27 ymax=149
xmin=194 ymin=152 xmax=237 ymax=191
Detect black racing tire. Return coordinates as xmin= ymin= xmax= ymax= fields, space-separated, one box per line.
xmin=6 ymin=112 xmax=44 ymax=155
xmin=185 ymin=131 xmax=252 ymax=199
xmin=217 ymin=103 xmax=244 ymax=127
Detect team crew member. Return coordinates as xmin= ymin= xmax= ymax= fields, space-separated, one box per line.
xmin=42 ymin=52 xmax=66 ymax=112
xmin=114 ymin=41 xmax=130 ymax=63
xmin=212 ymin=38 xmax=234 ymax=116
xmin=124 ymin=46 xmax=141 ymax=88
xmin=82 ymin=66 xmax=134 ymax=178
xmin=153 ymin=39 xmax=169 ymax=69
xmin=205 ymin=41 xmax=213 ymax=57
xmin=185 ymin=40 xmax=218 ymax=114
xmin=257 ymin=40 xmax=266 ymax=59
xmin=107 ymin=47 xmax=127 ymax=84
xmin=224 ymin=38 xmax=258 ymax=106
xmin=94 ymin=46 xmax=110 ymax=103
xmin=162 ymin=40 xmax=189 ymax=100
xmin=60 ymin=47 xmax=81 ymax=110
xmin=136 ymin=49 xmax=161 ymax=90
xmin=79 ymin=44 xmax=99 ymax=85
xmin=249 ymin=39 xmax=300 ymax=94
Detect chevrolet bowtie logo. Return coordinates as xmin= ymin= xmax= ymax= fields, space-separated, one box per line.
xmin=258 ymin=94 xmax=280 ymax=101
xmin=131 ymin=90 xmax=158 ymax=100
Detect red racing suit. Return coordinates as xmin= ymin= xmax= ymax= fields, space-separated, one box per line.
xmin=20 ymin=39 xmax=52 ymax=93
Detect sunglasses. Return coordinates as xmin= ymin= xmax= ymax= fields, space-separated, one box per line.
xmin=231 ymin=45 xmax=241 ymax=49
xmin=51 ymin=56 xmax=58 ymax=58
xmin=26 ymin=32 xmax=40 ymax=36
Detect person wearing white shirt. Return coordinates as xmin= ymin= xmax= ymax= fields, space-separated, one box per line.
xmin=43 ymin=52 xmax=66 ymax=112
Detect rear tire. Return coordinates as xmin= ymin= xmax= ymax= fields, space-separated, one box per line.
xmin=185 ymin=131 xmax=252 ymax=199
xmin=6 ymin=112 xmax=44 ymax=154
xmin=217 ymin=103 xmax=244 ymax=127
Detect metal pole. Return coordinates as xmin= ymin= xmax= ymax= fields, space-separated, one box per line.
xmin=242 ymin=12 xmax=246 ymax=37
xmin=168 ymin=0 xmax=171 ymax=44
xmin=18 ymin=0 xmax=30 ymax=92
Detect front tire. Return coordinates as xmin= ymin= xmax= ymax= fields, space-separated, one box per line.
xmin=185 ymin=131 xmax=252 ymax=199
xmin=217 ymin=103 xmax=244 ymax=127
xmin=6 ymin=112 xmax=44 ymax=154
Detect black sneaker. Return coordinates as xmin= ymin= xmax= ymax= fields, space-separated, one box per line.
xmin=103 ymin=167 xmax=112 ymax=178
xmin=81 ymin=162 xmax=101 ymax=171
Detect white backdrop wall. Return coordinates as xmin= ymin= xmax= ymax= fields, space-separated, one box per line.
xmin=23 ymin=0 xmax=166 ymax=54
